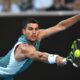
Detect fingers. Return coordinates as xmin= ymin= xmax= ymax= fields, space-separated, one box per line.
xmin=56 ymin=56 xmax=66 ymax=66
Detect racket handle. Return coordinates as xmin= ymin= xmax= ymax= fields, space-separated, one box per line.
xmin=63 ymin=58 xmax=78 ymax=67
xmin=62 ymin=58 xmax=67 ymax=65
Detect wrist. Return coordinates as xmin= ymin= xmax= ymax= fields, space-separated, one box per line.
xmin=48 ymin=54 xmax=58 ymax=64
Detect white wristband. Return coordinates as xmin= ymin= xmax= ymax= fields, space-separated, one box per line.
xmin=48 ymin=54 xmax=58 ymax=64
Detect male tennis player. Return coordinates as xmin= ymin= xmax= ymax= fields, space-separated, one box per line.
xmin=0 ymin=15 xmax=80 ymax=80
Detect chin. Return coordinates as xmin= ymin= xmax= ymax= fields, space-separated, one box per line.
xmin=31 ymin=39 xmax=36 ymax=42
xmin=30 ymin=38 xmax=37 ymax=42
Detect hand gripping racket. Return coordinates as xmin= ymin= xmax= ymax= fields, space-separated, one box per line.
xmin=63 ymin=39 xmax=80 ymax=68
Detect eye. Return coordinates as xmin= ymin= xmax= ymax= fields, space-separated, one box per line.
xmin=35 ymin=28 xmax=39 ymax=30
xmin=28 ymin=27 xmax=33 ymax=30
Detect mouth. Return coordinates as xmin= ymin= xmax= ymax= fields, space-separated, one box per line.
xmin=31 ymin=35 xmax=37 ymax=39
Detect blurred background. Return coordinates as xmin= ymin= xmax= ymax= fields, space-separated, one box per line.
xmin=0 ymin=0 xmax=80 ymax=12
xmin=0 ymin=0 xmax=80 ymax=80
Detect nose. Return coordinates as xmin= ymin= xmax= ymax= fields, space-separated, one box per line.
xmin=32 ymin=30 xmax=36 ymax=34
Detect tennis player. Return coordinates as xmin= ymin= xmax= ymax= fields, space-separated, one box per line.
xmin=0 ymin=15 xmax=80 ymax=80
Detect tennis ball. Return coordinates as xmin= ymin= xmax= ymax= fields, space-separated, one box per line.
xmin=74 ymin=49 xmax=80 ymax=58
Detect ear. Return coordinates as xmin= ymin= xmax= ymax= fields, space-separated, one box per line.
xmin=22 ymin=28 xmax=25 ymax=35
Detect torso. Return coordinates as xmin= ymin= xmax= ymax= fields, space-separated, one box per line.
xmin=0 ymin=35 xmax=41 ymax=75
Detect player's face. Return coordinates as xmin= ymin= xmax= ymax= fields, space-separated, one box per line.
xmin=22 ymin=23 xmax=39 ymax=42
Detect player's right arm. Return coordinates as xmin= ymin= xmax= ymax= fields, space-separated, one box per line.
xmin=15 ymin=44 xmax=66 ymax=66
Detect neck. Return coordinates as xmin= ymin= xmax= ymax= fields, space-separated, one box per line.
xmin=28 ymin=40 xmax=36 ymax=45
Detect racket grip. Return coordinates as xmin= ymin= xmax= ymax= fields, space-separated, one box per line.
xmin=62 ymin=58 xmax=67 ymax=65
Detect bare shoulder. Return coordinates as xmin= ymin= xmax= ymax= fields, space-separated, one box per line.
xmin=38 ymin=29 xmax=44 ymax=31
xmin=38 ymin=29 xmax=45 ymax=34
xmin=19 ymin=43 xmax=28 ymax=49
xmin=15 ymin=43 xmax=36 ymax=61
xmin=14 ymin=44 xmax=30 ymax=61
xmin=19 ymin=43 xmax=36 ymax=53
xmin=37 ymin=29 xmax=46 ymax=40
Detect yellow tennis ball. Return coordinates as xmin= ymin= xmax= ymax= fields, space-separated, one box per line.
xmin=74 ymin=49 xmax=80 ymax=58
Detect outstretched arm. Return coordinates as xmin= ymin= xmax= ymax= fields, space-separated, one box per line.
xmin=18 ymin=44 xmax=65 ymax=65
xmin=38 ymin=15 xmax=80 ymax=40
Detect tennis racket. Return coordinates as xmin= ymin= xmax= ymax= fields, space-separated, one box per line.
xmin=63 ymin=39 xmax=80 ymax=68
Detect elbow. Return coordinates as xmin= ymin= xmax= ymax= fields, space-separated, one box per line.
xmin=58 ymin=21 xmax=67 ymax=30
xmin=58 ymin=20 xmax=65 ymax=27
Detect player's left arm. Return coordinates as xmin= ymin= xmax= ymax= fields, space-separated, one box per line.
xmin=38 ymin=15 xmax=80 ymax=40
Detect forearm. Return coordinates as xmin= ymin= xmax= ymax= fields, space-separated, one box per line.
xmin=58 ymin=15 xmax=80 ymax=29
xmin=22 ymin=45 xmax=65 ymax=65
xmin=33 ymin=51 xmax=49 ymax=63
xmin=29 ymin=51 xmax=58 ymax=64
